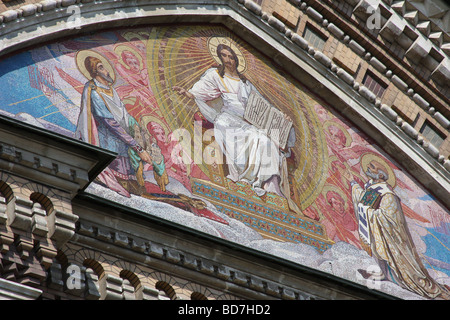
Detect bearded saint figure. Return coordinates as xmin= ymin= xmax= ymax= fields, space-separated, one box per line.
xmin=344 ymin=153 xmax=449 ymax=299
xmin=75 ymin=52 xmax=152 ymax=197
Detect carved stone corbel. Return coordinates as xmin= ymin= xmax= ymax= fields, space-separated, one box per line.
xmin=48 ymin=209 xmax=79 ymax=246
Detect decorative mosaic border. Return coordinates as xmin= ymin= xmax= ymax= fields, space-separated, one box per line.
xmin=191 ymin=179 xmax=333 ymax=252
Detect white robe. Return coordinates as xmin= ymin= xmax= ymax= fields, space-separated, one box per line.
xmin=75 ymin=79 xmax=130 ymax=146
xmin=351 ymin=180 xmax=449 ymax=299
xmin=189 ymin=68 xmax=294 ymax=199
xmin=74 ymin=79 xmax=137 ymax=197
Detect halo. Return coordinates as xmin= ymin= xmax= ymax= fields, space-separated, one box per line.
xmin=75 ymin=50 xmax=116 ymax=84
xmin=322 ymin=120 xmax=352 ymax=147
xmin=207 ymin=36 xmax=247 ymax=74
xmin=114 ymin=44 xmax=144 ymax=71
xmin=321 ymin=184 xmax=348 ymax=210
xmin=360 ymin=152 xmax=396 ymax=188
xmin=141 ymin=115 xmax=170 ymax=137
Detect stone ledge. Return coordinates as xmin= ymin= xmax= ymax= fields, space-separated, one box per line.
xmin=0 ymin=115 xmax=115 ymax=195
xmin=69 ymin=195 xmax=395 ymax=300
xmin=0 ymin=278 xmax=42 ymax=300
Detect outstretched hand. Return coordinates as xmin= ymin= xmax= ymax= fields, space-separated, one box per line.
xmin=172 ymin=86 xmax=194 ymax=99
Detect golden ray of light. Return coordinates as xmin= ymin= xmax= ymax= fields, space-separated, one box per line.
xmin=145 ymin=25 xmax=332 ymax=197
xmin=424 ymin=228 xmax=450 ymax=253
xmin=43 ymin=96 xmax=75 ymax=110
xmin=146 ymin=53 xmax=212 ymax=66
xmin=39 ymin=103 xmax=79 ymax=119
xmin=8 ymin=93 xmax=47 ymax=106
xmin=143 ymin=58 xmax=213 ymax=91
xmin=8 ymin=82 xmax=87 ymax=108
xmin=165 ymin=61 xmax=213 ymax=85
xmin=174 ymin=42 xmax=210 ymax=51
xmin=167 ymin=64 xmax=214 ymax=91
xmin=194 ymin=32 xmax=353 ymax=209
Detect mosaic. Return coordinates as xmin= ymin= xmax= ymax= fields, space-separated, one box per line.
xmin=0 ymin=25 xmax=449 ymax=299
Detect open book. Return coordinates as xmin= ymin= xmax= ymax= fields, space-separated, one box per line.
xmin=244 ymin=90 xmax=293 ymax=149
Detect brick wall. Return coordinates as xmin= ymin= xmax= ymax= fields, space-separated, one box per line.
xmin=260 ymin=0 xmax=449 ymax=158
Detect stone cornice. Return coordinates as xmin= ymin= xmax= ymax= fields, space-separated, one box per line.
xmin=71 ymin=192 xmax=396 ymax=300
xmin=0 ymin=278 xmax=43 ymax=300
xmin=0 ymin=115 xmax=115 ymax=195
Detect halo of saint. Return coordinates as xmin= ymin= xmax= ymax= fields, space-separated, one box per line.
xmin=323 ymin=120 xmax=352 ymax=148
xmin=360 ymin=152 xmax=396 ymax=188
xmin=114 ymin=44 xmax=144 ymax=71
xmin=75 ymin=50 xmax=116 ymax=84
